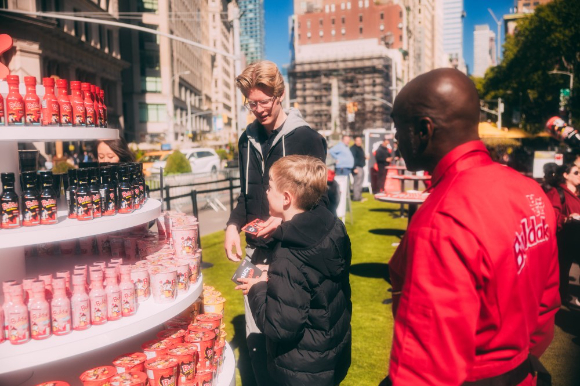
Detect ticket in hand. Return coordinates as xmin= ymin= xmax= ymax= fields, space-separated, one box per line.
xmin=242 ymin=219 xmax=266 ymax=235
xmin=231 ymin=257 xmax=263 ymax=285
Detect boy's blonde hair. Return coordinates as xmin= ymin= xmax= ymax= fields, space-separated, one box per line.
xmin=270 ymin=155 xmax=327 ymax=211
xmin=236 ymin=60 xmax=285 ymax=98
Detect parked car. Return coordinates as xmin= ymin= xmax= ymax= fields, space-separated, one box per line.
xmin=150 ymin=148 xmax=221 ymax=175
xmin=139 ymin=150 xmax=172 ymax=176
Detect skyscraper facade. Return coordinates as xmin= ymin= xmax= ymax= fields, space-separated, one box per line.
xmin=473 ymin=24 xmax=496 ymax=77
xmin=239 ymin=0 xmax=265 ymax=64
xmin=441 ymin=0 xmax=466 ymax=72
xmin=517 ymin=0 xmax=552 ymax=13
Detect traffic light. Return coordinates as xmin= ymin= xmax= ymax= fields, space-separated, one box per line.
xmin=560 ymin=88 xmax=571 ymax=110
xmin=346 ymin=102 xmax=354 ymax=114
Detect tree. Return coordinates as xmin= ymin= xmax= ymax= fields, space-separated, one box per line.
xmin=164 ymin=150 xmax=192 ymax=175
xmin=481 ymin=0 xmax=580 ymax=132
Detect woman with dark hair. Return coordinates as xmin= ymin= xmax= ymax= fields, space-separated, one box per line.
xmin=541 ymin=162 xmax=559 ymax=193
xmin=546 ymin=162 xmax=580 ymax=305
xmin=96 ymin=138 xmax=136 ymax=163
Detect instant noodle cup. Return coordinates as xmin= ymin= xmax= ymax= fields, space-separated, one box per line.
xmin=195 ymin=313 xmax=222 ymax=337
xmin=96 ymin=233 xmax=111 ymax=256
xmin=109 ymin=237 xmax=125 ymax=258
xmin=141 ymin=339 xmax=175 ymax=360
xmin=167 ymin=344 xmax=199 ymax=383
xmin=213 ymin=340 xmax=225 ymax=370
xmin=59 ymin=239 xmax=77 ymax=255
xmin=178 ymin=257 xmax=199 ymax=284
xmin=219 ymin=330 xmax=227 ymax=346
xmin=35 ymin=382 xmax=71 ymax=386
xmin=173 ymin=261 xmax=190 ymax=292
xmin=123 ymin=237 xmax=138 ymax=260
xmin=79 ymin=236 xmax=95 ymax=255
xmin=110 ymin=371 xmax=148 ymax=386
xmin=149 ymin=265 xmax=177 ymax=304
xmin=202 ymin=285 xmax=214 ymax=292
xmin=157 ymin=328 xmax=187 ymax=345
xmin=171 ymin=226 xmax=198 ymax=257
xmin=130 ymin=267 xmax=150 ymax=302
xmin=202 ymin=290 xmax=220 ymax=299
xmin=185 ymin=330 xmax=215 ymax=370
xmin=144 ymin=356 xmax=179 ymax=386
xmin=192 ymin=369 xmax=213 ymax=386
xmin=203 ymin=296 xmax=225 ymax=316
xmin=79 ymin=366 xmax=117 ymax=386
xmin=113 ymin=352 xmax=147 ymax=373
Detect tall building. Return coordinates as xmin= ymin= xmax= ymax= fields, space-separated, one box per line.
xmin=290 ymin=0 xmax=404 ymax=135
xmin=208 ymin=0 xmax=237 ymax=145
xmin=120 ymin=0 xmax=213 ymax=144
xmin=473 ymin=24 xmax=496 ymax=77
xmin=238 ymin=0 xmax=265 ymax=64
xmin=517 ymin=0 xmax=552 ymax=13
xmin=441 ymin=0 xmax=466 ymax=72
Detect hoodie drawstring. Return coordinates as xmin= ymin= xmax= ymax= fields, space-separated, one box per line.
xmin=246 ymin=142 xmax=250 ymax=195
xmin=282 ymin=136 xmax=286 ymax=157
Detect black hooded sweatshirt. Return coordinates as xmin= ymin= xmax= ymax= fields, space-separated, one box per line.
xmin=248 ymin=205 xmax=352 ymax=386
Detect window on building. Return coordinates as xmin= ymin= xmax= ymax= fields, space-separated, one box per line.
xmin=341 ymin=2 xmax=345 ymax=10
xmin=307 ymin=32 xmax=311 ymax=39
xmin=358 ymin=0 xmax=363 ymax=7
xmin=359 ymin=14 xmax=363 ymax=22
xmin=364 ymin=0 xmax=369 ymax=7
xmin=84 ymin=22 xmax=91 ymax=44
xmin=331 ymin=17 xmax=335 ymax=25
xmin=359 ymin=26 xmax=363 ymax=34
xmin=400 ymin=34 xmax=402 ymax=42
xmin=319 ymin=18 xmax=323 ymax=27
xmin=107 ymin=30 xmax=113 ymax=53
xmin=141 ymin=77 xmax=162 ymax=92
xmin=141 ymin=0 xmax=158 ymax=13
xmin=298 ymin=21 xmax=301 ymax=28
xmin=99 ymin=26 xmax=105 ymax=50
xmin=307 ymin=20 xmax=311 ymax=28
xmin=342 ymin=16 xmax=345 ymax=24
xmin=380 ymin=12 xmax=384 ymax=20
xmin=141 ymin=51 xmax=160 ymax=72
xmin=331 ymin=4 xmax=335 ymax=11
xmin=319 ymin=30 xmax=323 ymax=37
xmin=325 ymin=4 xmax=329 ymax=12
xmin=347 ymin=2 xmax=351 ymax=9
xmin=380 ymin=24 xmax=384 ymax=31
xmin=139 ymin=103 xmax=167 ymax=122
xmin=341 ymin=28 xmax=346 ymax=35
xmin=331 ymin=29 xmax=336 ymax=36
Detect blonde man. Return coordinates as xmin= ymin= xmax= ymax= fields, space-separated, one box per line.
xmin=239 ymin=156 xmax=352 ymax=386
xmin=224 ymin=60 xmax=327 ymax=385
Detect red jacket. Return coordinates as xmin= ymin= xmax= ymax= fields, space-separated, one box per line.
xmin=389 ymin=141 xmax=560 ymax=385
xmin=545 ymin=184 xmax=580 ymax=232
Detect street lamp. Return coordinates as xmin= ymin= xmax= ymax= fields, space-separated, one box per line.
xmin=549 ymin=70 xmax=574 ymax=123
xmin=488 ymin=8 xmax=502 ymax=64
xmin=168 ymin=70 xmax=191 ymax=144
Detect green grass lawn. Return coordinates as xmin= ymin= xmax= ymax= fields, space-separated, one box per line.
xmin=200 ymin=192 xmax=580 ymax=386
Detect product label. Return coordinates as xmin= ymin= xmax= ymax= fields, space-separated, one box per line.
xmin=51 ymin=306 xmax=71 ymax=335
xmin=100 ymin=188 xmax=117 ymax=216
xmin=67 ymin=189 xmax=78 ymax=219
xmin=0 ymin=96 xmax=4 ymax=124
xmin=140 ymin=185 xmax=145 ymax=205
xmin=72 ymin=101 xmax=86 ymax=126
xmin=7 ymin=97 xmax=24 ymax=125
xmin=30 ymin=309 xmax=51 ymax=339
xmin=1 ymin=199 xmax=21 ymax=228
xmin=133 ymin=276 xmax=150 ymax=300
xmin=133 ymin=186 xmax=141 ymax=210
xmin=86 ymin=105 xmax=96 ymax=127
xmin=60 ymin=101 xmax=72 ymax=125
xmin=40 ymin=197 xmax=58 ymax=225
xmin=8 ymin=312 xmax=30 ymax=343
xmin=76 ymin=193 xmax=93 ymax=221
xmin=23 ymin=198 xmax=40 ymax=226
xmin=119 ymin=187 xmax=133 ymax=214
xmin=90 ymin=295 xmax=108 ymax=325
xmin=42 ymin=98 xmax=60 ymax=125
xmin=121 ymin=287 xmax=136 ymax=316
xmin=107 ymin=290 xmax=122 ymax=321
xmin=72 ymin=298 xmax=90 ymax=330
xmin=92 ymin=192 xmax=102 ymax=218
xmin=98 ymin=107 xmax=105 ymax=127
xmin=25 ymin=100 xmax=41 ymax=125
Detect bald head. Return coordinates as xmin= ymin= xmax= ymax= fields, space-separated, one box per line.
xmin=392 ymin=69 xmax=481 ymax=171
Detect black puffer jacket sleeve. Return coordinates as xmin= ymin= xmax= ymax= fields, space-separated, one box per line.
xmin=248 ymin=256 xmax=311 ymax=342
xmin=226 ymin=133 xmax=248 ymax=230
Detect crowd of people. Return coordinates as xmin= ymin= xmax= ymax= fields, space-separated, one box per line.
xmin=221 ymin=60 xmax=571 ymax=386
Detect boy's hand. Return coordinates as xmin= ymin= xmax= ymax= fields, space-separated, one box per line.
xmin=225 ymin=224 xmax=242 ymax=262
xmin=235 ymin=271 xmax=268 ymax=295
xmin=256 ymin=216 xmax=282 ymax=238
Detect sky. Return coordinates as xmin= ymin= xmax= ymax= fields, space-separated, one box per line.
xmin=264 ymin=0 xmax=517 ymax=75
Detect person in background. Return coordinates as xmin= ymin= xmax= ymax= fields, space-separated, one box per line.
xmin=96 ymin=139 xmax=136 ymax=163
xmin=545 ymin=163 xmax=580 ymax=306
xmin=541 ymin=162 xmax=559 ymax=194
xmin=329 ymin=135 xmax=355 ymax=176
xmin=375 ymin=135 xmax=392 ymax=193
xmin=327 ymin=168 xmax=340 ymax=216
xmin=384 ymin=68 xmax=559 ymax=385
xmin=224 ymin=60 xmax=327 ymax=386
xmin=350 ymin=136 xmax=367 ymax=202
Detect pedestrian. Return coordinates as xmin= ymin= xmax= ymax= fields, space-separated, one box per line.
xmin=239 ymin=155 xmax=352 ymax=386
xmin=224 ymin=60 xmax=327 ymax=386
xmin=545 ymin=162 xmax=580 ymax=307
xmin=96 ymin=139 xmax=136 ymax=163
xmin=375 ymin=135 xmax=392 ymax=193
xmin=383 ymin=68 xmax=560 ymax=385
xmin=350 ymin=136 xmax=367 ymax=201
xmin=329 ymin=135 xmax=354 ymax=176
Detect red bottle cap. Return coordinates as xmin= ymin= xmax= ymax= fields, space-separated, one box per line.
xmin=42 ymin=77 xmax=55 ymax=87
xmin=90 ymin=84 xmax=96 ymax=93
xmin=56 ymin=79 xmax=68 ymax=88
xmin=81 ymin=82 xmax=90 ymax=91
xmin=24 ymin=76 xmax=37 ymax=85
xmin=6 ymin=74 xmax=19 ymax=83
xmin=70 ymin=81 xmax=81 ymax=90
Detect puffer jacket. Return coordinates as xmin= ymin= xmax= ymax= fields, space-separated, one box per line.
xmin=227 ymin=108 xmax=327 ymax=249
xmin=248 ymin=205 xmax=352 ymax=386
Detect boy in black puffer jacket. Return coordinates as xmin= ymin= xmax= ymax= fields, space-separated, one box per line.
xmin=239 ymin=155 xmax=352 ymax=386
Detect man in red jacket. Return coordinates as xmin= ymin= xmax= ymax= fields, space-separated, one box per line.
xmin=384 ymin=69 xmax=560 ymax=385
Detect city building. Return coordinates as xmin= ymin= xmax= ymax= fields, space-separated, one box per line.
xmin=0 ymin=0 xmax=126 ymax=131
xmin=505 ymin=0 xmax=553 ymax=37
xmin=473 ymin=24 xmax=496 ymax=77
xmin=290 ymin=0 xmax=405 ymax=136
xmin=119 ymin=0 xmax=212 ymax=144
xmin=208 ymin=0 xmax=237 ymax=146
xmin=238 ymin=0 xmax=265 ymax=64
xmin=441 ymin=0 xmax=466 ymax=72
xmin=517 ymin=0 xmax=552 ymax=13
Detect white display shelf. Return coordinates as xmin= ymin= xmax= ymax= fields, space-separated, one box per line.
xmin=0 ymin=199 xmax=161 ymax=249
xmin=0 ymin=126 xmax=118 ymax=142
xmin=218 ymin=342 xmax=236 ymax=386
xmin=0 ymin=274 xmax=203 ymax=374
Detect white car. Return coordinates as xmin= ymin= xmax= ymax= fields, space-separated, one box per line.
xmin=150 ymin=148 xmax=221 ymax=175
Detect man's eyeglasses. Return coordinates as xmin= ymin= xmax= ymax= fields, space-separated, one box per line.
xmin=244 ymin=97 xmax=276 ymax=111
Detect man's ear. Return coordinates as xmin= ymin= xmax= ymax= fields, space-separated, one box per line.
xmin=416 ymin=117 xmax=434 ymax=154
xmin=283 ymin=191 xmax=292 ymax=208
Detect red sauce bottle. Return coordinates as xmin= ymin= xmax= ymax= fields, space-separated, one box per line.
xmin=1 ymin=173 xmax=20 ymax=229
xmin=75 ymin=168 xmax=93 ymax=221
xmin=39 ymin=171 xmax=58 ymax=225
xmin=70 ymin=81 xmax=86 ymax=126
xmin=23 ymin=76 xmax=41 ymax=125
xmin=56 ymin=79 xmax=72 ymax=126
xmin=90 ymin=85 xmax=101 ymax=127
xmin=82 ymin=83 xmax=96 ymax=127
xmin=21 ymin=171 xmax=41 ymax=227
xmin=6 ymin=75 xmax=24 ymax=125
xmin=0 ymin=92 xmax=5 ymax=125
xmin=99 ymin=88 xmax=108 ymax=128
xmin=41 ymin=77 xmax=60 ymax=126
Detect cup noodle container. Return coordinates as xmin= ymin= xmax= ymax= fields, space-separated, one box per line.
xmin=171 ymin=226 xmax=198 ymax=258
xmin=96 ymin=233 xmax=111 ymax=256
xmin=192 ymin=368 xmax=214 ymax=386
xmin=203 ymin=296 xmax=225 ymax=316
xmin=79 ymin=366 xmax=117 ymax=386
xmin=113 ymin=352 xmax=148 ymax=373
xmin=168 ymin=261 xmax=190 ymax=292
xmin=79 ymin=236 xmax=95 ymax=255
xmin=185 ymin=330 xmax=215 ymax=371
xmin=219 ymin=330 xmax=227 ymax=346
xmin=123 ymin=237 xmax=138 ymax=260
xmin=195 ymin=313 xmax=222 ymax=338
xmin=144 ymin=356 xmax=179 ymax=386
xmin=167 ymin=344 xmax=199 ymax=384
xmin=141 ymin=339 xmax=175 ymax=360
xmin=214 ymin=340 xmax=226 ymax=371
xmin=130 ymin=267 xmax=150 ymax=302
xmin=110 ymin=371 xmax=148 ymax=386
xmin=60 ymin=239 xmax=77 ymax=255
xmin=157 ymin=328 xmax=187 ymax=346
xmin=178 ymin=257 xmax=200 ymax=284
xmin=35 ymin=382 xmax=70 ymax=386
xmin=149 ymin=266 xmax=177 ymax=304
xmin=109 ymin=237 xmax=125 ymax=258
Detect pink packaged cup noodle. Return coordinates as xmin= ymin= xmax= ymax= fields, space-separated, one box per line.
xmin=95 ymin=234 xmax=111 ymax=256
xmin=110 ymin=237 xmax=125 ymax=258
xmin=131 ymin=267 xmax=150 ymax=302
xmin=124 ymin=238 xmax=138 ymax=260
xmin=60 ymin=239 xmax=77 ymax=255
xmin=149 ymin=266 xmax=177 ymax=304
xmin=165 ymin=261 xmax=190 ymax=292
xmin=78 ymin=236 xmax=95 ymax=255
xmin=179 ymin=256 xmax=200 ymax=283
xmin=171 ymin=227 xmax=198 ymax=257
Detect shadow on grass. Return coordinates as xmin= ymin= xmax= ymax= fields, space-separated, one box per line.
xmin=369 ymin=229 xmax=405 ymax=238
xmin=350 ymin=262 xmax=390 ymax=283
xmin=369 ymin=208 xmax=400 ymax=213
xmin=555 ymin=308 xmax=580 ymax=338
xmin=229 ymin=314 xmax=258 ymax=386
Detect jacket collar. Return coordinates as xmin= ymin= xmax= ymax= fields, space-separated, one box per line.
xmin=430 ymin=140 xmax=491 ymax=189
